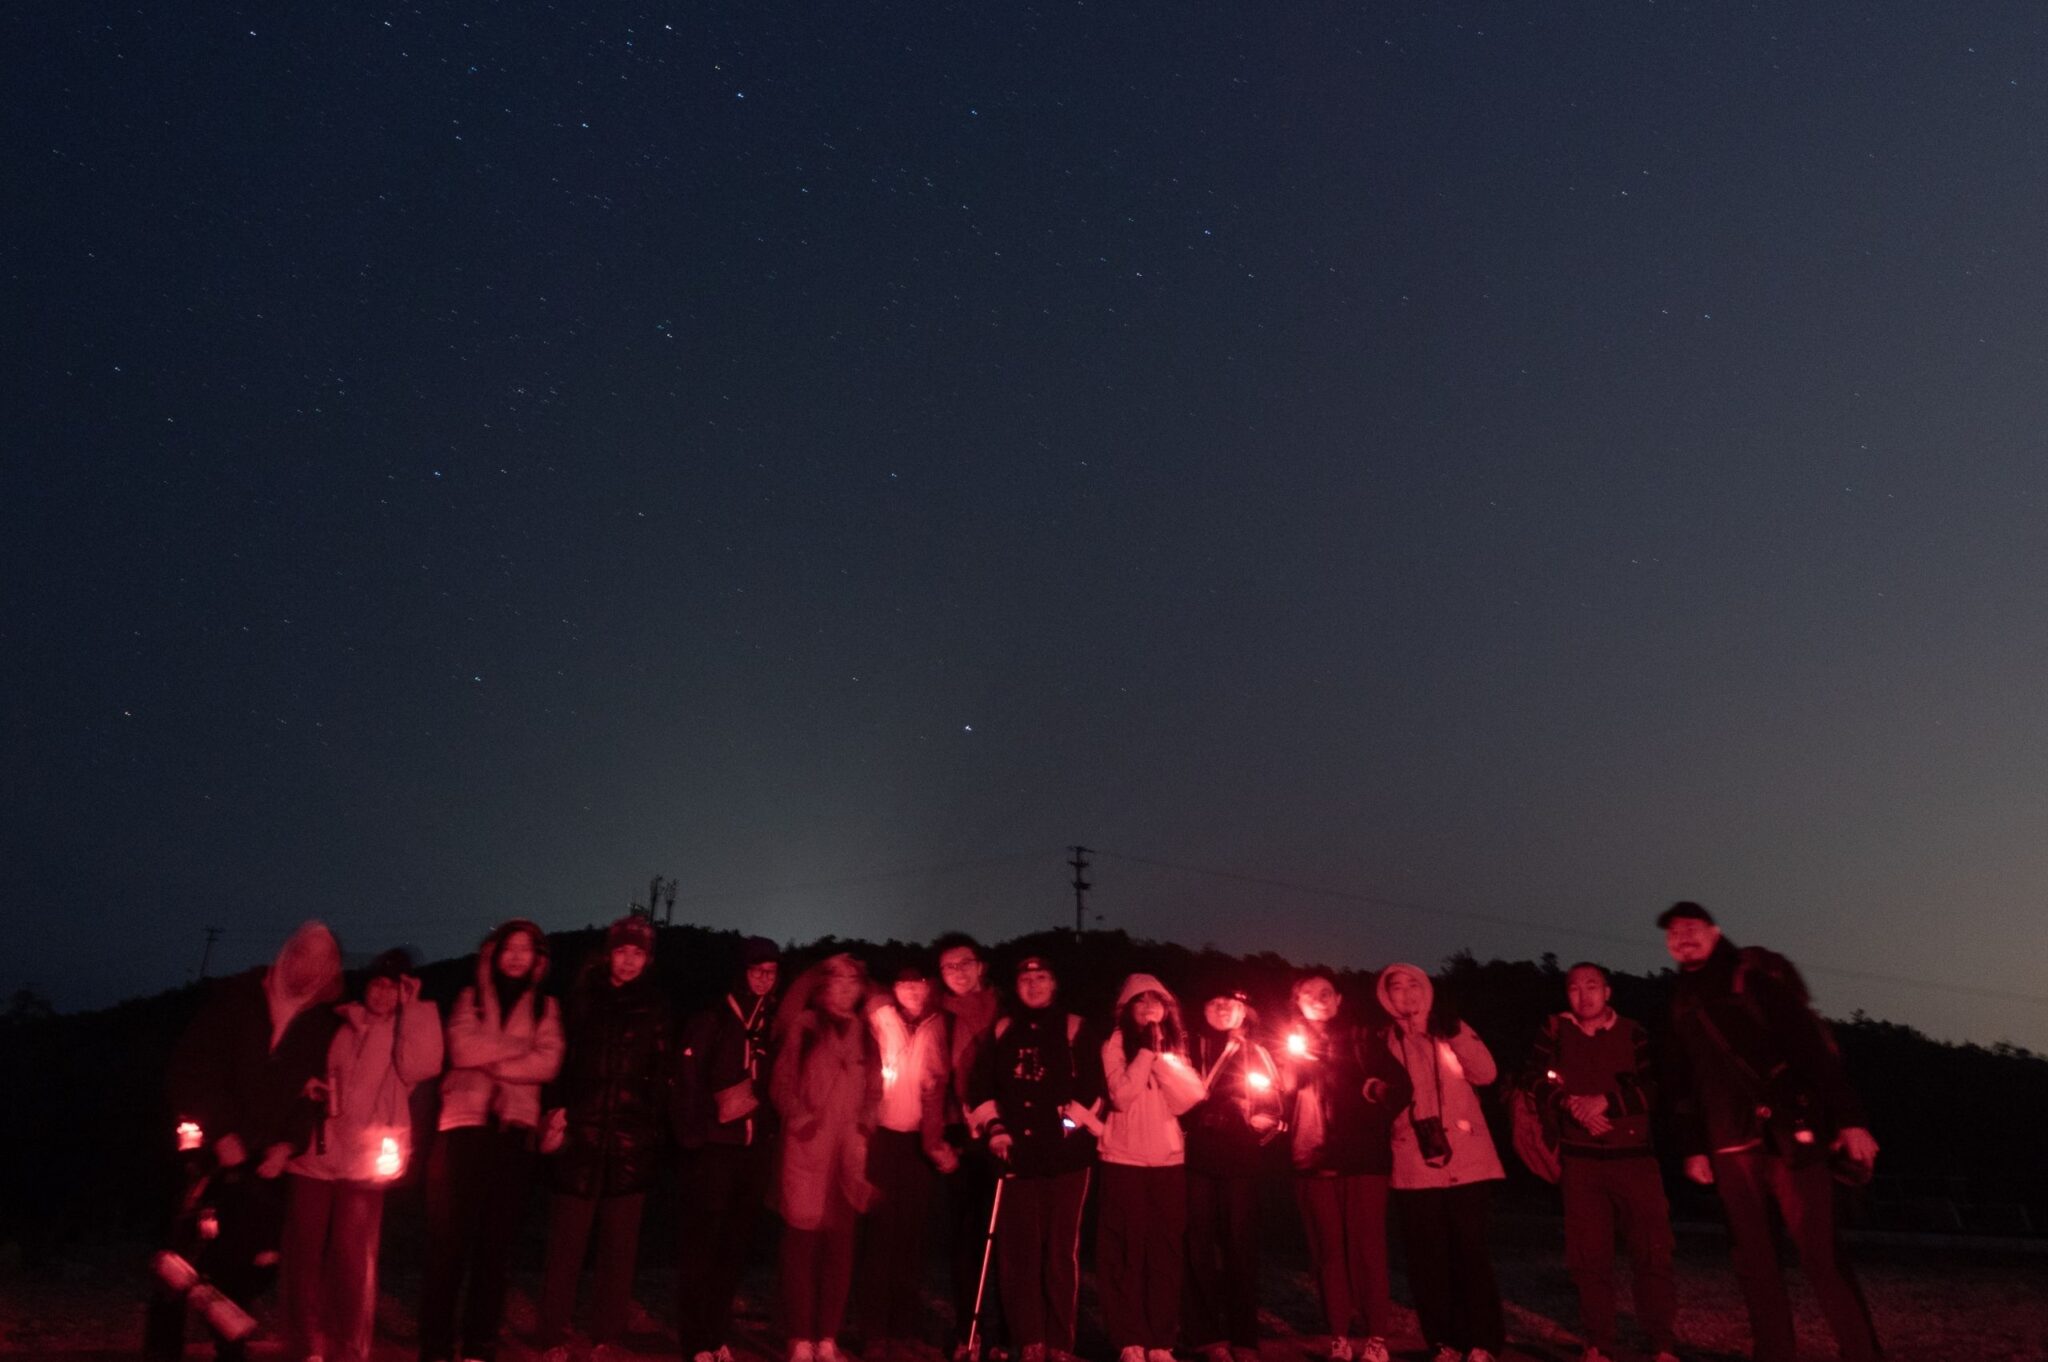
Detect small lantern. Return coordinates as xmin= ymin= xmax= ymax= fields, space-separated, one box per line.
xmin=176 ymin=1120 xmax=204 ymax=1152
xmin=374 ymin=1136 xmax=403 ymax=1180
xmin=1246 ymin=1068 xmax=1273 ymax=1092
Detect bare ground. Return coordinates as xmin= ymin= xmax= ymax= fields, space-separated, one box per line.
xmin=2 ymin=1215 xmax=2041 ymax=1362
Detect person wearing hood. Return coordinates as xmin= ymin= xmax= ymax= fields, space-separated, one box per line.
xmin=857 ymin=957 xmax=961 ymax=1358
xmin=772 ymin=952 xmax=883 ymax=1362
xmin=419 ymin=917 xmax=564 ymax=1362
xmin=1376 ymin=964 xmax=1505 ymax=1362
xmin=538 ymin=914 xmax=673 ymax=1359
xmin=1097 ymin=973 xmax=1206 ymax=1362
xmin=966 ymin=953 xmax=1105 ymax=1362
xmin=1659 ymin=902 xmax=1879 ymax=1362
xmin=151 ymin=921 xmax=344 ymax=1362
xmin=1181 ymin=984 xmax=1284 ymax=1362
xmin=1277 ymin=973 xmax=1413 ymax=1362
xmin=675 ymin=934 xmax=782 ymax=1362
xmin=282 ymin=948 xmax=443 ymax=1362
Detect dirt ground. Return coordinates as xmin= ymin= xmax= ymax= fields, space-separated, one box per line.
xmin=2 ymin=1213 xmax=2041 ymax=1361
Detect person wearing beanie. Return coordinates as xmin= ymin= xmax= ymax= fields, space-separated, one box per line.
xmin=966 ymin=954 xmax=1105 ymax=1362
xmin=1659 ymin=903 xmax=1880 ymax=1362
xmin=771 ymin=953 xmax=883 ymax=1362
xmin=1181 ymin=985 xmax=1284 ymax=1362
xmin=153 ymin=922 xmax=345 ymax=1362
xmin=675 ymin=934 xmax=782 ymax=1362
xmin=1520 ymin=963 xmax=1678 ymax=1362
xmin=419 ymin=918 xmax=563 ymax=1362
xmin=1377 ymin=964 xmax=1505 ymax=1362
xmin=856 ymin=958 xmax=960 ymax=1358
xmin=1277 ymin=973 xmax=1412 ymax=1362
xmin=1096 ymin=973 xmax=1206 ymax=1362
xmin=538 ymin=915 xmax=673 ymax=1360
xmin=282 ymin=948 xmax=443 ymax=1362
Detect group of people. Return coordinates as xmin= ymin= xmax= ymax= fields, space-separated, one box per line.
xmin=149 ymin=902 xmax=1882 ymax=1362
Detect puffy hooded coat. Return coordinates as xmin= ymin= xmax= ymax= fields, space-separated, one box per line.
xmin=770 ymin=954 xmax=882 ymax=1228
xmin=440 ymin=918 xmax=565 ymax=1133
xmin=1375 ymin=964 xmax=1504 ymax=1190
xmin=1099 ymin=973 xmax=1207 ymax=1167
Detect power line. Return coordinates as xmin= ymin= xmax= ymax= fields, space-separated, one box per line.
xmin=1092 ymin=848 xmax=2048 ymax=1010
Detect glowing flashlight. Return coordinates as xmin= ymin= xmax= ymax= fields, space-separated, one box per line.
xmin=374 ymin=1137 xmax=403 ymax=1180
xmin=176 ymin=1120 xmax=204 ymax=1152
xmin=1246 ymin=1069 xmax=1273 ymax=1092
xmin=882 ymin=1065 xmax=899 ymax=1086
xmin=1286 ymin=1032 xmax=1309 ymax=1058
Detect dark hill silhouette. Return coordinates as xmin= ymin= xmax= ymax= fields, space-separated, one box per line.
xmin=2 ymin=925 xmax=2042 ymax=1266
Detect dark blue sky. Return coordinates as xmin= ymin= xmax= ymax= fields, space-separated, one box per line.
xmin=6 ymin=1 xmax=2045 ymax=1048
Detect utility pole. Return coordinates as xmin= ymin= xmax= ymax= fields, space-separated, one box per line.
xmin=198 ymin=926 xmax=222 ymax=979
xmin=1068 ymin=846 xmax=1092 ymax=934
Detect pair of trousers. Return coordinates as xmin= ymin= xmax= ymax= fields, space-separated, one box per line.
xmin=418 ymin=1123 xmax=536 ymax=1362
xmin=782 ymin=1198 xmax=858 ymax=1343
xmin=282 ymin=1174 xmax=386 ymax=1362
xmin=1097 ymin=1164 xmax=1187 ymax=1350
xmin=539 ymin=1189 xmax=647 ymax=1346
xmin=1294 ymin=1172 xmax=1393 ymax=1340
xmin=1185 ymin=1171 xmax=1261 ymax=1350
xmin=946 ymin=1138 xmax=1007 ymax=1349
xmin=145 ymin=1164 xmax=287 ymax=1362
xmin=1396 ymin=1181 xmax=1504 ymax=1355
xmin=858 ymin=1128 xmax=941 ymax=1342
xmin=677 ymin=1140 xmax=776 ymax=1353
xmin=1711 ymin=1148 xmax=1879 ymax=1362
xmin=1561 ymin=1154 xmax=1675 ymax=1354
xmin=996 ymin=1168 xmax=1090 ymax=1351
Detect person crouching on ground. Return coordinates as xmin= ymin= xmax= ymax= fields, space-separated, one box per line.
xmin=1377 ymin=964 xmax=1506 ymax=1362
xmin=1181 ymin=982 xmax=1285 ymax=1362
xmin=538 ymin=915 xmax=672 ymax=1361
xmin=1279 ymin=973 xmax=1412 ymax=1362
xmin=773 ymin=952 xmax=884 ymax=1362
xmin=283 ymin=947 xmax=443 ymax=1362
xmin=1097 ymin=973 xmax=1206 ymax=1362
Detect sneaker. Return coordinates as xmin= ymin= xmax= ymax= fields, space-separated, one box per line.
xmin=1653 ymin=1354 xmax=1683 ymax=1362
xmin=792 ymin=1344 xmax=818 ymax=1362
xmin=1327 ymin=1340 xmax=1352 ymax=1362
xmin=818 ymin=1344 xmax=843 ymax=1362
xmin=1580 ymin=1350 xmax=1614 ymax=1362
xmin=1466 ymin=1352 xmax=1498 ymax=1362
xmin=1430 ymin=1350 xmax=1461 ymax=1362
xmin=1357 ymin=1341 xmax=1390 ymax=1362
xmin=1146 ymin=1351 xmax=1175 ymax=1362
xmin=1019 ymin=1347 xmax=1047 ymax=1362
xmin=1119 ymin=1348 xmax=1147 ymax=1362
xmin=716 ymin=1350 xmax=738 ymax=1362
xmin=540 ymin=1349 xmax=576 ymax=1362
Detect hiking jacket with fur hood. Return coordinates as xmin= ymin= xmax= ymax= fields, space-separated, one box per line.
xmin=440 ymin=919 xmax=565 ymax=1133
xmin=1375 ymin=964 xmax=1504 ymax=1189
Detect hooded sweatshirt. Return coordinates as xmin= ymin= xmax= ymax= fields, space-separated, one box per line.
xmin=1099 ymin=974 xmax=1208 ymax=1168
xmin=168 ymin=922 xmax=345 ymax=1159
xmin=1375 ymin=964 xmax=1504 ymax=1190
xmin=291 ymin=988 xmax=444 ymax=1182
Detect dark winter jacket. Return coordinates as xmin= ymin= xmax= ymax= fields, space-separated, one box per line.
xmin=550 ymin=969 xmax=672 ymax=1197
xmin=1182 ymin=1027 xmax=1286 ymax=1176
xmin=676 ymin=988 xmax=779 ymax=1150
xmin=967 ymin=1004 xmax=1105 ymax=1178
xmin=1522 ymin=1009 xmax=1656 ymax=1158
xmin=1665 ymin=938 xmax=1867 ymax=1163
xmin=1280 ymin=1015 xmax=1413 ymax=1177
xmin=168 ymin=969 xmax=342 ymax=1161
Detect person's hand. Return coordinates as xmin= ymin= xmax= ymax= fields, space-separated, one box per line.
xmin=257 ymin=1143 xmax=293 ymax=1179
xmin=303 ymin=1077 xmax=331 ymax=1103
xmin=400 ymin=974 xmax=422 ymax=1005
xmin=1578 ymin=1110 xmax=1613 ymax=1136
xmin=214 ymin=1133 xmax=247 ymax=1168
xmin=1565 ymin=1093 xmax=1608 ymax=1125
xmin=1833 ymin=1126 xmax=1879 ymax=1168
xmin=989 ymin=1132 xmax=1014 ymax=1162
xmin=1249 ymin=1113 xmax=1278 ymax=1133
xmin=1361 ymin=1077 xmax=1390 ymax=1103
xmin=1684 ymin=1154 xmax=1714 ymax=1185
xmin=932 ymin=1144 xmax=961 ymax=1175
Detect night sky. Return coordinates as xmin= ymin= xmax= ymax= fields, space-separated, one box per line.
xmin=7 ymin=2 xmax=2046 ymax=1049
